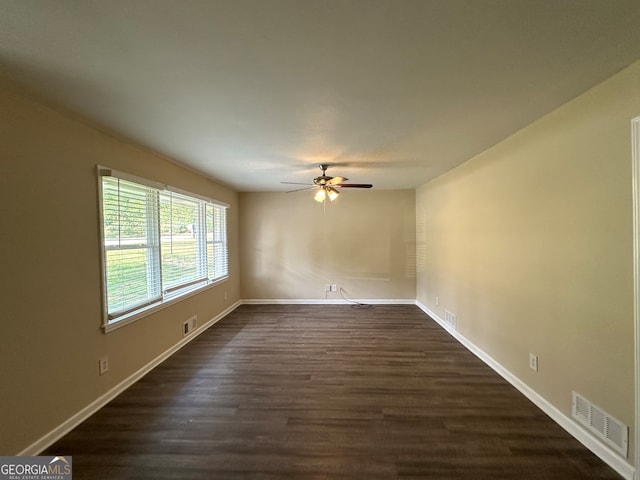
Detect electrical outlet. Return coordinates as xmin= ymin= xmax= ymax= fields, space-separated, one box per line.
xmin=529 ymin=353 xmax=538 ymax=372
xmin=435 ymin=296 xmax=439 ymax=306
xmin=325 ymin=284 xmax=331 ymax=292
xmin=224 ymin=290 xmax=228 ymax=300
xmin=99 ymin=356 xmax=109 ymax=376
xmin=331 ymin=284 xmax=337 ymax=292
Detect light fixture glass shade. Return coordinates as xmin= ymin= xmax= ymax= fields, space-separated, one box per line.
xmin=327 ymin=187 xmax=339 ymax=201
xmin=314 ymin=188 xmax=326 ymax=202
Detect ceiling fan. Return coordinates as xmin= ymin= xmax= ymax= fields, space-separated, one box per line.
xmin=282 ymin=164 xmax=373 ymax=202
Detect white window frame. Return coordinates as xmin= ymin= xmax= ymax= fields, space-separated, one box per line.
xmin=97 ymin=166 xmax=229 ymax=332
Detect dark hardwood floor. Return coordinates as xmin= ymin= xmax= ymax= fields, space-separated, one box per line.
xmin=44 ymin=305 xmax=622 ymax=479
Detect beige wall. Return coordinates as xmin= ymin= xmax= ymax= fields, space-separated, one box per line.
xmin=0 ymin=83 xmax=240 ymax=455
xmin=240 ymin=190 xmax=416 ymax=300
xmin=416 ymin=61 xmax=640 ymax=461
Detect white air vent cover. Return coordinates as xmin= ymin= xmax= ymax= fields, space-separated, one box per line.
xmin=572 ymin=391 xmax=628 ymax=458
xmin=183 ymin=315 xmax=197 ymax=337
xmin=444 ymin=310 xmax=457 ymax=329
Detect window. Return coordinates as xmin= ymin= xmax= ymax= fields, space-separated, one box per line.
xmin=98 ymin=167 xmax=228 ymax=329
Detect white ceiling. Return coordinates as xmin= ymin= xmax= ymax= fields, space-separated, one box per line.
xmin=0 ymin=0 xmax=638 ymax=191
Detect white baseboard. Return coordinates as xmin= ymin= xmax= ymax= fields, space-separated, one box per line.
xmin=415 ymin=300 xmax=635 ymax=480
xmin=241 ymin=298 xmax=416 ymax=305
xmin=19 ymin=300 xmax=242 ymax=456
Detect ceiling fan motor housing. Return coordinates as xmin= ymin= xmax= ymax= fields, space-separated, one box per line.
xmin=313 ymin=175 xmax=332 ymax=186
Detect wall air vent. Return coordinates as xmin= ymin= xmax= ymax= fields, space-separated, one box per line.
xmin=444 ymin=310 xmax=457 ymax=329
xmin=572 ymin=391 xmax=628 ymax=458
xmin=183 ymin=315 xmax=197 ymax=337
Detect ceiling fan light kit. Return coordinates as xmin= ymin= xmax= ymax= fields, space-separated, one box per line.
xmin=283 ymin=164 xmax=373 ymax=203
xmin=314 ymin=186 xmax=340 ymax=203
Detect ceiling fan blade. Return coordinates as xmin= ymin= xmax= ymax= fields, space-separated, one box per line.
xmin=326 ymin=176 xmax=347 ymax=185
xmin=337 ymin=183 xmax=373 ymax=188
xmin=281 ymin=181 xmax=313 ymax=186
xmin=286 ymin=186 xmax=316 ymax=193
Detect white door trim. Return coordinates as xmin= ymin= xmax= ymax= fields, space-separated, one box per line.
xmin=632 ymin=115 xmax=640 ymax=479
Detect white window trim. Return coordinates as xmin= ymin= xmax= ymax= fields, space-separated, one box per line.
xmin=97 ymin=166 xmax=229 ymax=332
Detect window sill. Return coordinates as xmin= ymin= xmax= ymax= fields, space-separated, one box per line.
xmin=102 ymin=277 xmax=228 ymax=333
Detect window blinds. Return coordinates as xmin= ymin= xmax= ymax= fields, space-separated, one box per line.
xmin=102 ymin=176 xmax=162 ymax=319
xmin=207 ymin=204 xmax=228 ymax=280
xmin=99 ymin=168 xmax=228 ymax=324
xmin=160 ymin=191 xmax=207 ymax=294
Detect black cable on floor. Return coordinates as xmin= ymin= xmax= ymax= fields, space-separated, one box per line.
xmin=339 ymin=287 xmax=374 ymax=309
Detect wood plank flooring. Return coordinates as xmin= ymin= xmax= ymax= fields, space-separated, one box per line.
xmin=44 ymin=305 xmax=622 ymax=479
